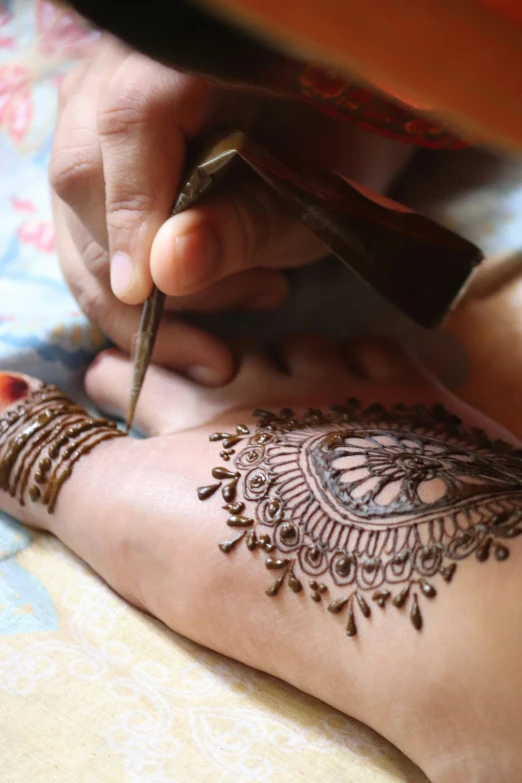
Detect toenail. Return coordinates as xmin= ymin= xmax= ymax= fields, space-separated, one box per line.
xmin=0 ymin=374 xmax=30 ymax=409
xmin=188 ymin=365 xmax=224 ymax=385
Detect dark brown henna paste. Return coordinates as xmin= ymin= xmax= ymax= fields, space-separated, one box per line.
xmin=197 ymin=401 xmax=522 ymax=636
xmin=0 ymin=379 xmax=124 ymax=512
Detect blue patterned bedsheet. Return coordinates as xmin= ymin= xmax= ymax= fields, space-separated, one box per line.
xmin=0 ymin=0 xmax=103 ymax=638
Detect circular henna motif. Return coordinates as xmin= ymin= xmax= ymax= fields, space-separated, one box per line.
xmin=274 ymin=521 xmax=302 ymax=552
xmin=298 ymin=544 xmax=328 ymax=576
xmin=243 ymin=466 xmax=270 ymax=500
xmin=331 ymin=551 xmax=357 ymax=586
xmin=235 ymin=445 xmax=264 ymax=470
xmin=257 ymin=497 xmax=284 ymax=526
xmin=414 ymin=546 xmax=443 ymax=576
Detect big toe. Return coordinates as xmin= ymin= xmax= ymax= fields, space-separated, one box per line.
xmin=278 ymin=333 xmax=349 ymax=379
xmin=345 ymin=335 xmax=434 ymax=388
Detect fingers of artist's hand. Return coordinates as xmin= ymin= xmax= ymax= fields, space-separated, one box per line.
xmin=53 ymin=195 xmax=234 ymax=385
xmin=149 ymin=183 xmax=327 ymax=297
xmin=49 ymin=33 xmax=218 ymax=306
xmin=54 ymin=195 xmax=286 ymax=385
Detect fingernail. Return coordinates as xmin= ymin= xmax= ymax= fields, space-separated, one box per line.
xmin=187 ymin=365 xmax=223 ymax=385
xmin=110 ymin=251 xmax=134 ymax=299
xmin=175 ymin=225 xmax=220 ymax=292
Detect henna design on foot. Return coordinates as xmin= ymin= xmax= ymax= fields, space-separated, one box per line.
xmin=0 ymin=379 xmax=125 ymax=513
xmin=197 ymin=400 xmax=522 ymax=637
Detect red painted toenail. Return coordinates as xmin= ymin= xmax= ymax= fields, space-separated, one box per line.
xmin=0 ymin=374 xmax=29 ymax=406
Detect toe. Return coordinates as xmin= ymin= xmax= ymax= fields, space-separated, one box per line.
xmin=85 ymin=350 xmax=227 ymax=436
xmin=344 ymin=335 xmax=433 ymax=387
xmin=223 ymin=340 xmax=285 ymax=406
xmin=278 ymin=333 xmax=348 ymax=378
xmin=230 ymin=339 xmax=279 ymax=377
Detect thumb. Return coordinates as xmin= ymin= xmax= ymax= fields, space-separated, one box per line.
xmin=149 ymin=183 xmax=326 ymax=297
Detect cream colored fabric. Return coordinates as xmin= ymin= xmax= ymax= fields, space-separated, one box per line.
xmin=1 ymin=533 xmax=427 ymax=782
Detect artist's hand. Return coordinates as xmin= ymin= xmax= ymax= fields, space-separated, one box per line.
xmin=51 ymin=34 xmax=411 ymax=382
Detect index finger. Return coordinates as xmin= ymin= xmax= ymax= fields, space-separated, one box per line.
xmin=97 ymin=53 xmax=219 ymax=304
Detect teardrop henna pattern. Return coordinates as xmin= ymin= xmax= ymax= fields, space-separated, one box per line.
xmin=197 ymin=400 xmax=522 ymax=637
xmin=0 ymin=379 xmax=125 ymax=513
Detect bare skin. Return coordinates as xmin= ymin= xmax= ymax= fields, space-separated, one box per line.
xmin=0 ymin=336 xmax=521 ymax=783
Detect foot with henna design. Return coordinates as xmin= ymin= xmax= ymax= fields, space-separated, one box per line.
xmin=0 ymin=335 xmax=521 ymax=783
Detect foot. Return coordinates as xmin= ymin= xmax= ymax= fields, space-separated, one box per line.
xmin=1 ymin=335 xmax=521 ymax=783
